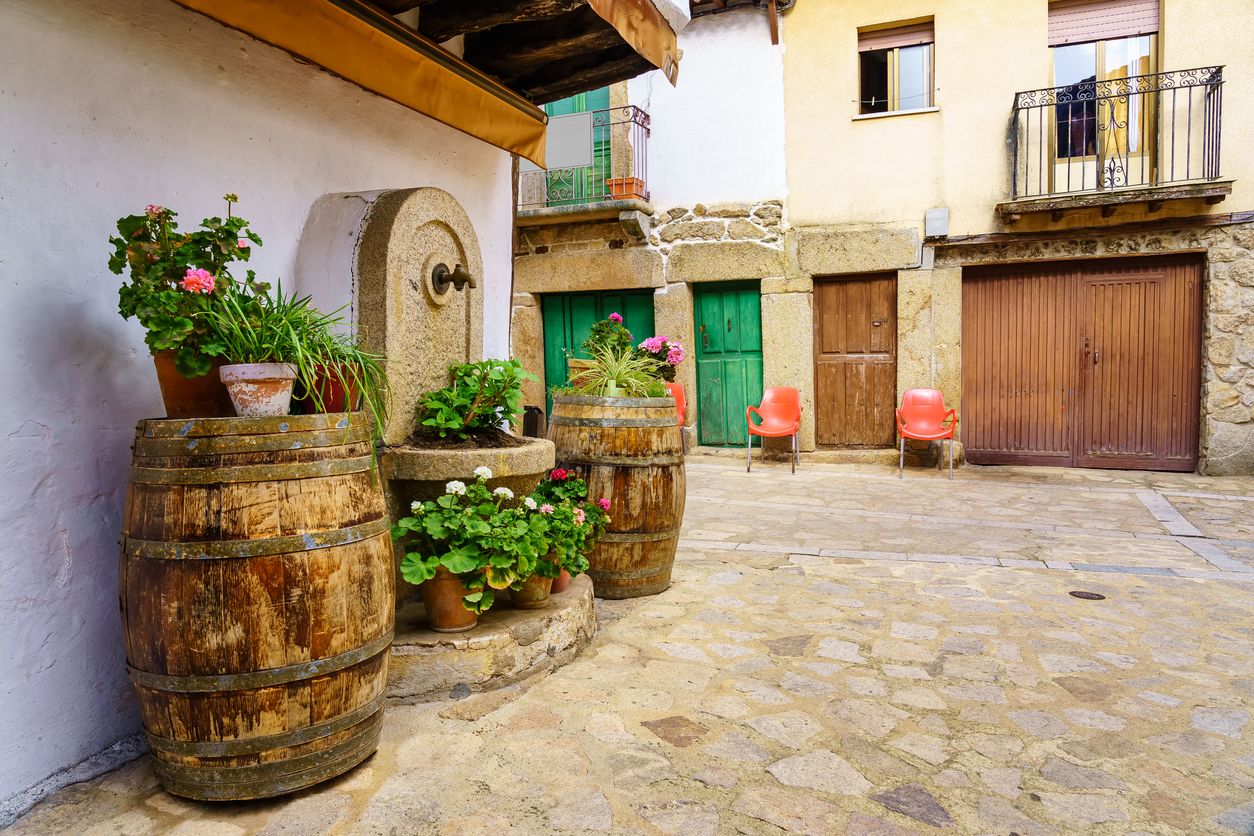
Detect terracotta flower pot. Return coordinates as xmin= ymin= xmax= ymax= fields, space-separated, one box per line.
xmin=219 ymin=363 xmax=297 ymax=417
xmin=152 ymin=351 xmax=234 ymax=419
xmin=605 ymin=177 xmax=647 ymax=200
xmin=297 ymin=364 xmax=360 ymax=414
xmin=510 ymin=573 xmax=553 ymax=610
xmin=551 ymin=568 xmax=572 ymax=594
xmin=419 ymin=567 xmax=478 ymax=633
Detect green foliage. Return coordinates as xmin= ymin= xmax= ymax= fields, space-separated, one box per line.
xmin=528 ymin=470 xmax=610 ymax=579
xmin=567 ymin=343 xmax=666 ymax=398
xmin=416 ymin=358 xmax=537 ymax=440
xmin=581 ymin=314 xmax=634 ymax=357
xmin=108 ymin=196 xmax=262 ymax=377
xmin=392 ymin=473 xmax=549 ymax=615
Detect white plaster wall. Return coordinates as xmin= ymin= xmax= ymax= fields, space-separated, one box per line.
xmin=628 ymin=12 xmax=787 ymax=208
xmin=0 ymin=0 xmax=513 ymax=814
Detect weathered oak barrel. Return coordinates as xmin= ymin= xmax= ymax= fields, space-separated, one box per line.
xmin=549 ymin=395 xmax=685 ymax=599
xmin=120 ymin=413 xmax=393 ymax=800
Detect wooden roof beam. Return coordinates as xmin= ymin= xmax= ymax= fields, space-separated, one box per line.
xmin=414 ymin=0 xmax=588 ymax=42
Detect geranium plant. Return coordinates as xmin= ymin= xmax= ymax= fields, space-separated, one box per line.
xmin=637 ymin=335 xmax=686 ymax=382
xmin=416 ymin=358 xmax=537 ymax=440
xmin=581 ymin=312 xmax=634 ymax=356
xmin=529 ymin=469 xmax=611 ymax=579
xmin=107 ymin=194 xmax=262 ymax=377
xmin=392 ymin=468 xmax=549 ymax=614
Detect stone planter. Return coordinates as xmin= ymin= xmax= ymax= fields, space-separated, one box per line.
xmin=382 ymin=435 xmax=555 ymax=513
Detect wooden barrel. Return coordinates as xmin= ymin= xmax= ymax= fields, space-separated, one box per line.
xmin=120 ymin=413 xmax=393 ymax=800
xmin=548 ymin=395 xmax=685 ymax=599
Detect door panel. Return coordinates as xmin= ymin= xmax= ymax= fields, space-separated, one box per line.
xmin=695 ymin=284 xmax=763 ymax=446
xmin=814 ymin=276 xmax=897 ymax=447
xmin=962 ymin=257 xmax=1200 ymax=471
xmin=541 ymin=290 xmax=654 ymax=413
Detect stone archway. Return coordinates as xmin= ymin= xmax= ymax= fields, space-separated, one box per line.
xmin=297 ymin=188 xmax=484 ymax=445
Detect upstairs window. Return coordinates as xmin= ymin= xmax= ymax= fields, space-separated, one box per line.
xmin=858 ymin=20 xmax=935 ymax=115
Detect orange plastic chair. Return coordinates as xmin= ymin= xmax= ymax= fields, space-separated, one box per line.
xmin=664 ymin=382 xmax=686 ymax=453
xmin=896 ymin=388 xmax=958 ymax=480
xmin=746 ymin=387 xmax=802 ymax=474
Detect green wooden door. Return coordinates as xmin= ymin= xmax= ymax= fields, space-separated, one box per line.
xmin=544 ymin=87 xmax=611 ymax=206
xmin=695 ymin=283 xmax=764 ymax=446
xmin=541 ymin=290 xmax=655 ymax=413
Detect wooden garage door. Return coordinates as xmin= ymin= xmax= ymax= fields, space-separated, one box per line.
xmin=962 ymin=256 xmax=1201 ymax=471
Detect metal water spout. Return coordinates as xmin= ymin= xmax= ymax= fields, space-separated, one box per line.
xmin=431 ymin=263 xmax=476 ymax=294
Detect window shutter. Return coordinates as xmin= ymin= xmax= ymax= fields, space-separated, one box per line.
xmin=858 ymin=21 xmax=934 ymax=53
xmin=1048 ymin=0 xmax=1159 ymax=46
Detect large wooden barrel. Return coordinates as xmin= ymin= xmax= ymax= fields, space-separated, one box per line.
xmin=120 ymin=413 xmax=393 ymax=800
xmin=548 ymin=395 xmax=685 ymax=599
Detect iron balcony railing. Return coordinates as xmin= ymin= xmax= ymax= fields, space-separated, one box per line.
xmin=1011 ymin=66 xmax=1224 ymax=199
xmin=518 ymin=105 xmax=650 ymax=209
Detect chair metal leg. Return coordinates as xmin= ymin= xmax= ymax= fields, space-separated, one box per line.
xmin=791 ymin=432 xmax=797 ymax=474
xmin=746 ymin=429 xmax=752 ymax=472
xmin=949 ymin=438 xmax=954 ymax=480
xmin=899 ymin=437 xmax=905 ymax=479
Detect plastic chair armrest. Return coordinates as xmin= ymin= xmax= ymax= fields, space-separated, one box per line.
xmin=746 ymin=405 xmax=763 ymax=427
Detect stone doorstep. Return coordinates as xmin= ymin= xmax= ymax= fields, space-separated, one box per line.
xmin=387 ymin=575 xmax=596 ymax=704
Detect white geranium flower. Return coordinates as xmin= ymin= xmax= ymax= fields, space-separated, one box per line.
xmin=409 ymin=501 xmax=423 ymax=513
xmin=493 ymin=487 xmax=514 ymax=500
xmin=473 ymin=465 xmax=493 ymax=481
xmin=445 ymin=480 xmax=467 ymax=495
xmin=523 ymin=497 xmax=538 ymax=510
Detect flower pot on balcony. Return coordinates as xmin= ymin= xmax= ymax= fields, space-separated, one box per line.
xmin=605 ymin=177 xmax=647 ymax=200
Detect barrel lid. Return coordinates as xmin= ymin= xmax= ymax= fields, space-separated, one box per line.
xmin=552 ymin=395 xmax=675 ymax=407
xmin=136 ymin=412 xmax=361 ymax=438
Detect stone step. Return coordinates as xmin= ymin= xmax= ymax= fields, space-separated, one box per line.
xmin=388 ymin=575 xmax=596 ymax=703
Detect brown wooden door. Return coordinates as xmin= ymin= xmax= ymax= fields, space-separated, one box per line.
xmin=814 ymin=275 xmax=897 ymax=447
xmin=962 ymin=256 xmax=1201 ymax=471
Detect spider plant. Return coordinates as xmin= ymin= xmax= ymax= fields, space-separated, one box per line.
xmin=568 ymin=344 xmax=666 ymax=398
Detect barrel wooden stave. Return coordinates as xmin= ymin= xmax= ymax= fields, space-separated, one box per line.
xmin=549 ymin=396 xmax=685 ymax=600
xmin=121 ymin=413 xmax=393 ymax=800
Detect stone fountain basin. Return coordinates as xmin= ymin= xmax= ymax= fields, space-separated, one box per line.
xmin=382 ymin=436 xmax=555 ymax=512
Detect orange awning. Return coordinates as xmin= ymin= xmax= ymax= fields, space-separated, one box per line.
xmin=171 ymin=0 xmax=549 ymax=166
xmin=588 ymin=0 xmax=681 ymax=86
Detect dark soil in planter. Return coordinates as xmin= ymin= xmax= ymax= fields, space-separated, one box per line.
xmin=401 ymin=427 xmax=528 ymax=450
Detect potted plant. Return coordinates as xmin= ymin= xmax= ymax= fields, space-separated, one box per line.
xmin=527 ymin=469 xmax=610 ymax=596
xmin=636 ymin=335 xmax=686 ymax=383
xmin=383 ymin=358 xmax=555 ymax=520
xmin=392 ymin=468 xmax=548 ymax=631
xmin=548 ymin=317 xmax=685 ymax=600
xmin=566 ymin=311 xmax=634 ymax=386
xmin=107 ymin=195 xmax=261 ymax=417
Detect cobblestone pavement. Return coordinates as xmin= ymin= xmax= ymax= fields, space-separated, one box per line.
xmin=12 ymin=458 xmax=1254 ymax=835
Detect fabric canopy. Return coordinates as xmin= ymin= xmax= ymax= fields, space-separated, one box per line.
xmin=589 ymin=0 xmax=681 ymax=86
xmin=171 ymin=0 xmax=550 ymax=166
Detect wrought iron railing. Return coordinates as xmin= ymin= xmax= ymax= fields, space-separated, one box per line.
xmin=518 ymin=105 xmax=650 ymax=209
xmin=1011 ymin=66 xmax=1224 ymax=199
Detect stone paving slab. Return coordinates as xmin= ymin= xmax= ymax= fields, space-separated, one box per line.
xmin=11 ymin=460 xmax=1254 ymax=835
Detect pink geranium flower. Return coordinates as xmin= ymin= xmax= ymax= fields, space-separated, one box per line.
xmin=608 ymin=312 xmax=623 ymax=324
xmin=598 ymin=498 xmax=611 ymax=511
xmin=179 ymin=267 xmax=216 ymax=294
xmin=539 ymin=503 xmax=555 ymax=515
xmin=145 ymin=204 xmax=164 ymax=217
xmin=237 ymin=238 xmax=250 ymax=249
xmin=666 ymin=345 xmax=685 ymax=365
xmin=574 ymin=507 xmax=586 ymax=525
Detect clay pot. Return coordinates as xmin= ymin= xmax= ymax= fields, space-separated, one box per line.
xmin=510 ymin=573 xmax=553 ymax=610
xmin=297 ymin=365 xmax=360 ymax=414
xmin=152 ymin=351 xmax=234 ymax=419
xmin=419 ymin=567 xmax=478 ymax=633
xmin=219 ymin=363 xmax=297 ymax=417
xmin=551 ymin=568 xmax=572 ymax=594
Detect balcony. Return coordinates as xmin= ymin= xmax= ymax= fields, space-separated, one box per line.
xmin=998 ymin=66 xmax=1231 ymax=222
xmin=517 ymin=105 xmax=651 ymax=231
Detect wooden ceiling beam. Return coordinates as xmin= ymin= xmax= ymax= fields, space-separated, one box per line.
xmin=510 ymin=45 xmax=652 ymax=102
xmin=414 ymin=0 xmax=588 ymax=42
xmin=464 ymin=6 xmax=623 ymax=79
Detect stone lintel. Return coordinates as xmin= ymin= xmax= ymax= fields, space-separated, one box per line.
xmin=793 ymin=224 xmax=922 ymax=276
xmin=667 ymin=241 xmax=787 ymax=283
xmin=515 ymin=247 xmax=663 ymax=293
